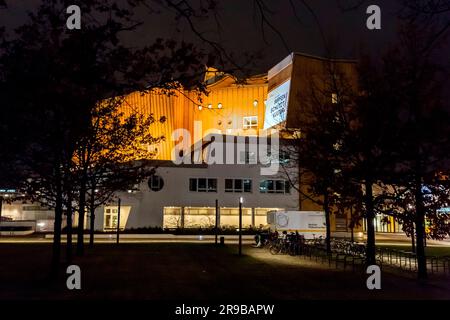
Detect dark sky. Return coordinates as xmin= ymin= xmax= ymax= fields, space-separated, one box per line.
xmin=0 ymin=0 xmax=447 ymax=73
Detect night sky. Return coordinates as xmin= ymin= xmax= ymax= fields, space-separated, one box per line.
xmin=0 ymin=1 xmax=448 ymax=73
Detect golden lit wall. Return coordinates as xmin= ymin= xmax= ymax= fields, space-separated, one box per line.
xmin=120 ymin=75 xmax=268 ymax=160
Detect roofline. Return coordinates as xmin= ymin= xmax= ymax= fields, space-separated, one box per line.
xmin=292 ymin=52 xmax=358 ymax=64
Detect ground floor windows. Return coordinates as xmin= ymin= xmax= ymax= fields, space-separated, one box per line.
xmin=104 ymin=207 xmax=119 ymax=230
xmin=334 ymin=213 xmax=348 ymax=232
xmin=363 ymin=214 xmax=402 ymax=233
xmin=162 ymin=206 xmax=282 ymax=229
xmin=189 ymin=178 xmax=217 ymax=192
xmin=259 ymin=179 xmax=290 ymax=194
xmin=103 ymin=206 xmax=131 ymax=231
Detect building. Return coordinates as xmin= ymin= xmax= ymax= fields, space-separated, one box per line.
xmin=91 ymin=52 xmax=365 ymax=233
xmin=2 ymin=52 xmax=399 ymax=235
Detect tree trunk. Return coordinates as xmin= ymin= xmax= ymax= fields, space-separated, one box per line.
xmin=411 ymin=223 xmax=416 ymax=253
xmin=76 ymin=176 xmax=86 ymax=256
xmin=350 ymin=206 xmax=354 ymax=242
xmin=0 ymin=196 xmax=3 ymax=235
xmin=89 ymin=190 xmax=95 ymax=247
xmin=66 ymin=193 xmax=73 ymax=263
xmin=365 ymin=179 xmax=376 ymax=265
xmin=323 ymin=191 xmax=331 ymax=254
xmin=415 ymin=174 xmax=427 ymax=279
xmin=51 ymin=166 xmax=63 ymax=277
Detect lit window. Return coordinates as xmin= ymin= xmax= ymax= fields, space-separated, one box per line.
xmin=104 ymin=207 xmax=120 ymax=230
xmin=260 ymin=179 xmax=290 ymax=194
xmin=243 ymin=116 xmax=258 ymax=129
xmin=332 ymin=93 xmax=338 ymax=104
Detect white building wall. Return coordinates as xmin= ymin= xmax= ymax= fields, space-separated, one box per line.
xmin=94 ymin=162 xmax=299 ymax=230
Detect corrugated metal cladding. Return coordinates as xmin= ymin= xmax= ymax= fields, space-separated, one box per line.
xmin=119 ymin=78 xmax=268 ymax=161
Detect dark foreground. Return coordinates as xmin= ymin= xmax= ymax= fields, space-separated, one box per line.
xmin=0 ymin=243 xmax=449 ymax=300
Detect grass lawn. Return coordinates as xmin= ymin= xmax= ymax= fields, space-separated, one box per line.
xmin=0 ymin=243 xmax=449 ymax=300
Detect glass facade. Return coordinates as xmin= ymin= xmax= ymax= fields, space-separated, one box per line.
xmin=162 ymin=206 xmax=282 ymax=229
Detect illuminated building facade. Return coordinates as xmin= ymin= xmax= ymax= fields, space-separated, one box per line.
xmin=91 ymin=53 xmax=372 ymax=234
xmin=1 ymin=53 xmax=401 ymax=235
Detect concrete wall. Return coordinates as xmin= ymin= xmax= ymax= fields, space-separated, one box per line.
xmin=94 ymin=162 xmax=299 ymax=230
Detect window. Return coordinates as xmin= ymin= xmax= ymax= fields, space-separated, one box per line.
xmin=332 ymin=93 xmax=338 ymax=104
xmin=189 ymin=178 xmax=197 ymax=191
xmin=243 ymin=179 xmax=252 ymax=192
xmin=148 ymin=175 xmax=164 ymax=191
xmin=239 ymin=151 xmax=256 ymax=164
xmin=243 ymin=116 xmax=258 ymax=129
xmin=225 ymin=179 xmax=253 ymax=193
xmin=268 ymin=150 xmax=290 ymax=164
xmin=198 ymin=178 xmax=207 ymax=192
xmin=104 ymin=208 xmax=119 ymax=230
xmin=260 ymin=179 xmax=291 ymax=194
xmin=189 ymin=178 xmax=217 ymax=192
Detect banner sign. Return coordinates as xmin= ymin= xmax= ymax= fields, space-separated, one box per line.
xmin=263 ymin=79 xmax=291 ymax=129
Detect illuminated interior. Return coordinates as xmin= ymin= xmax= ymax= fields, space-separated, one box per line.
xmin=163 ymin=206 xmax=283 ymax=229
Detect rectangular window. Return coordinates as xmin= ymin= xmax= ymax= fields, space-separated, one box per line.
xmin=243 ymin=179 xmax=252 ymax=193
xmin=207 ymin=179 xmax=217 ymax=192
xmin=332 ymin=93 xmax=338 ymax=104
xmin=260 ymin=179 xmax=290 ymax=194
xmin=225 ymin=179 xmax=233 ymax=192
xmin=189 ymin=178 xmax=197 ymax=192
xmin=234 ymin=179 xmax=242 ymax=192
xmin=243 ymin=116 xmax=258 ymax=129
xmin=189 ymin=178 xmax=217 ymax=192
xmin=267 ymin=180 xmax=274 ymax=193
xmin=198 ymin=178 xmax=207 ymax=192
xmin=225 ymin=179 xmax=252 ymax=193
xmin=285 ymin=181 xmax=291 ymax=194
xmin=239 ymin=151 xmax=256 ymax=164
xmin=275 ymin=180 xmax=284 ymax=193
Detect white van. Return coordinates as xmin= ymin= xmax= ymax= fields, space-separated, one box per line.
xmin=266 ymin=210 xmax=326 ymax=239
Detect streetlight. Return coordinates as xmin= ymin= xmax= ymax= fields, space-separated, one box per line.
xmin=239 ymin=196 xmax=243 ymax=256
xmin=116 ymin=198 xmax=121 ymax=244
xmin=215 ymin=199 xmax=219 ymax=245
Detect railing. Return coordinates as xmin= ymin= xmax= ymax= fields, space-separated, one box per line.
xmin=376 ymin=247 xmax=450 ymax=276
xmin=255 ymin=233 xmax=450 ymax=276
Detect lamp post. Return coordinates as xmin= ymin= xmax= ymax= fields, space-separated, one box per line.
xmin=215 ymin=199 xmax=219 ymax=245
xmin=116 ymin=198 xmax=121 ymax=244
xmin=239 ymin=196 xmax=243 ymax=256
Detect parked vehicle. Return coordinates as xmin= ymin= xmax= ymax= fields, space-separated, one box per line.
xmin=266 ymin=210 xmax=326 ymax=239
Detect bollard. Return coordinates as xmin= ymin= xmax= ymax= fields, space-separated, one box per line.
xmin=220 ymin=236 xmax=225 ymax=245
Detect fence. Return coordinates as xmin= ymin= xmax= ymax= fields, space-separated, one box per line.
xmin=258 ymin=234 xmax=450 ymax=276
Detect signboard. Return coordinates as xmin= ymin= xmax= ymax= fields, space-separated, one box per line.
xmin=263 ymin=79 xmax=291 ymax=129
xmin=266 ymin=210 xmax=326 ymax=239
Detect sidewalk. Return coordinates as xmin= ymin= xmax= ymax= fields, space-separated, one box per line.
xmin=0 ymin=233 xmax=256 ymax=243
